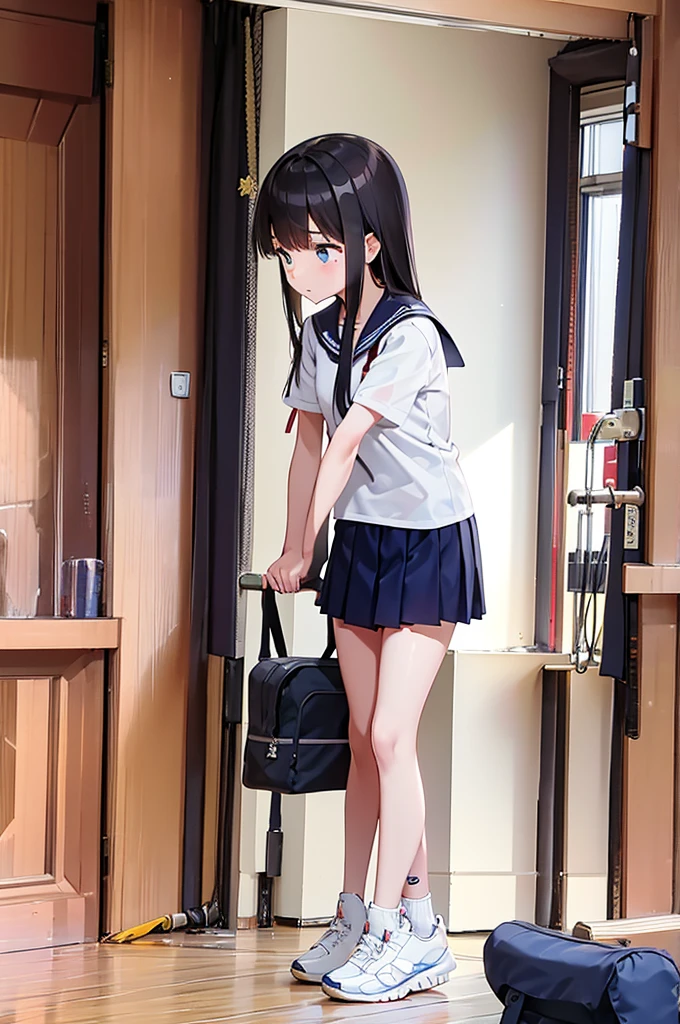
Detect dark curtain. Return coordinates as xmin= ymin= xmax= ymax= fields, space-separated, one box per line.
xmin=182 ymin=0 xmax=261 ymax=909
xmin=600 ymin=36 xmax=651 ymax=687
xmin=535 ymin=40 xmax=628 ymax=649
xmin=598 ymin=29 xmax=650 ymax=919
xmin=204 ymin=4 xmax=252 ymax=660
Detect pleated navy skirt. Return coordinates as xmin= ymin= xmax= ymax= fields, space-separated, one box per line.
xmin=317 ymin=515 xmax=486 ymax=631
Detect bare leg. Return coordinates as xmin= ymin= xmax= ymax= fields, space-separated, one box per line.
xmin=334 ymin=619 xmax=381 ymax=898
xmin=335 ymin=618 xmax=431 ymax=900
xmin=371 ymin=622 xmax=455 ymax=910
xmin=402 ymin=833 xmax=430 ymax=900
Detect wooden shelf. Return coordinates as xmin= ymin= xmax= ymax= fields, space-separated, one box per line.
xmin=0 ymin=617 xmax=120 ymax=651
xmin=623 ymin=564 xmax=680 ymax=595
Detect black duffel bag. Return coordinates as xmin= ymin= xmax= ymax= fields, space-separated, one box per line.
xmin=242 ymin=587 xmax=350 ymax=795
xmin=484 ymin=920 xmax=680 ymax=1024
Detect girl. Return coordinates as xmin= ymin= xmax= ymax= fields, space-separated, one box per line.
xmin=253 ymin=134 xmax=485 ymax=1004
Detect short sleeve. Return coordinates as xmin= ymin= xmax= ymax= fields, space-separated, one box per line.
xmin=353 ymin=318 xmax=434 ymax=427
xmin=283 ymin=318 xmax=322 ymax=414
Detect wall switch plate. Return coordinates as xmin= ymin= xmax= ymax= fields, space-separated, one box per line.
xmin=170 ymin=371 xmax=190 ymax=398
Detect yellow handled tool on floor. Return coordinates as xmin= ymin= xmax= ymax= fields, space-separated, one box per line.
xmin=105 ymin=899 xmax=221 ymax=943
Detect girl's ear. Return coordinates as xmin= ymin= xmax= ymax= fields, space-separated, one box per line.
xmin=364 ymin=232 xmax=381 ymax=264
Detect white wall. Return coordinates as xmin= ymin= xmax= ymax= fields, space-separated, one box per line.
xmin=238 ymin=7 xmax=558 ymax=922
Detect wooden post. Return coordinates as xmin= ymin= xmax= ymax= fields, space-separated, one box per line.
xmin=106 ymin=0 xmax=202 ymax=932
xmin=623 ymin=0 xmax=680 ymax=917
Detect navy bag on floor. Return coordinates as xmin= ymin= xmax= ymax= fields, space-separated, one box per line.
xmin=484 ymin=921 xmax=680 ymax=1024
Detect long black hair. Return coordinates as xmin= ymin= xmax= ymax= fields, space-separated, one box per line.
xmin=253 ymin=134 xmax=421 ymax=422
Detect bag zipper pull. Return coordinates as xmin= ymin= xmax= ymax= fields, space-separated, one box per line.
xmin=267 ymin=740 xmax=278 ymax=760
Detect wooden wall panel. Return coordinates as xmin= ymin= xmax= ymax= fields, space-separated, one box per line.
xmin=646 ymin=0 xmax=680 ymax=568
xmin=0 ymin=680 xmax=17 ymax=840
xmin=107 ymin=0 xmax=201 ymax=932
xmin=0 ymin=1 xmax=97 ymax=22
xmin=0 ymin=11 xmax=95 ymax=100
xmin=624 ymin=597 xmax=677 ymax=916
xmin=0 ymin=95 xmax=75 ymax=148
xmin=0 ymin=139 xmax=58 ymax=617
xmin=30 ymin=101 xmax=75 ymax=147
xmin=0 ymin=94 xmax=37 ymax=141
xmin=0 ymin=654 xmax=105 ymax=952
xmin=623 ymin=0 xmax=680 ymax=917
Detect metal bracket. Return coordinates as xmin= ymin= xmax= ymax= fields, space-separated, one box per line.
xmin=567 ymin=486 xmax=645 ymax=510
xmin=596 ymin=408 xmax=644 ymax=441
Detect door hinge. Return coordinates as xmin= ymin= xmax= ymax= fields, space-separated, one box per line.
xmin=102 ymin=341 xmax=109 ymax=368
xmin=104 ymin=59 xmax=114 ymax=88
xmin=101 ymin=835 xmax=110 ymax=878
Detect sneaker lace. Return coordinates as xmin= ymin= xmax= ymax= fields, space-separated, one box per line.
xmin=316 ymin=912 xmax=351 ymax=950
xmin=349 ymin=930 xmax=385 ymax=964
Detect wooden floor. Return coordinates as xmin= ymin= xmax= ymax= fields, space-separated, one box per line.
xmin=0 ymin=925 xmax=502 ymax=1023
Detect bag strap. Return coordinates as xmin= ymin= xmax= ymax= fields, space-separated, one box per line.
xmin=503 ymin=991 xmax=595 ymax=1024
xmin=260 ymin=588 xmax=288 ymax=660
xmin=269 ymin=791 xmax=282 ymax=831
xmin=526 ymin=1000 xmax=594 ymax=1024
xmin=322 ymin=615 xmax=336 ymax=660
xmin=260 ymin=586 xmax=335 ymax=660
xmin=501 ymin=989 xmax=525 ymax=1024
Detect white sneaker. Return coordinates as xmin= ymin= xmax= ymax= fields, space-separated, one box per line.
xmin=320 ymin=903 xmax=456 ymax=1002
xmin=290 ymin=892 xmax=367 ymax=984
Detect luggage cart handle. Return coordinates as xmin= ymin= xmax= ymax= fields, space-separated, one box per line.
xmin=239 ymin=572 xmax=266 ymax=591
xmin=239 ymin=571 xmax=323 ymax=593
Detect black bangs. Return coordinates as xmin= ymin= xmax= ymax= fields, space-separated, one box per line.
xmin=253 ymin=154 xmax=345 ymax=255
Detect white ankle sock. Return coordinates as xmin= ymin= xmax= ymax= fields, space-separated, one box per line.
xmin=401 ymin=892 xmax=436 ymax=938
xmin=367 ymin=902 xmax=401 ymax=940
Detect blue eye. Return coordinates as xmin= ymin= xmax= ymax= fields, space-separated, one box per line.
xmin=316 ymin=247 xmax=330 ymax=264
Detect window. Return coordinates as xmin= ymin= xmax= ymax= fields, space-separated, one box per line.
xmin=574 ymin=114 xmax=624 ymax=438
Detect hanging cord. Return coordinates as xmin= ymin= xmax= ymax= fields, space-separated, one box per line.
xmin=238 ymin=14 xmax=258 ymax=199
xmin=573 ymin=416 xmax=608 ymax=674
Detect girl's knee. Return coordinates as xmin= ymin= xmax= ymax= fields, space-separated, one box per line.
xmin=349 ymin=726 xmax=378 ymax=772
xmin=371 ymin=717 xmax=414 ymax=769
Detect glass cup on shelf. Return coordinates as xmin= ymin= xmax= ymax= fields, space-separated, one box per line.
xmin=59 ymin=558 xmax=104 ymax=618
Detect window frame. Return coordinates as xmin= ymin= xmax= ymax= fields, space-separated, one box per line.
xmin=571 ymin=106 xmax=624 ymax=442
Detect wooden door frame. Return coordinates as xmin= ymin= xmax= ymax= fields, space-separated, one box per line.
xmin=232 ymin=0 xmax=639 ymax=40
xmin=618 ymin=0 xmax=680 ymax=917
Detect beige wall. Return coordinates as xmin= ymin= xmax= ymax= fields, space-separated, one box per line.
xmin=238 ymin=7 xmax=558 ymax=922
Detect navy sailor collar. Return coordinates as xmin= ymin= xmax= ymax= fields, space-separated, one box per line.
xmin=310 ymin=292 xmax=464 ymax=368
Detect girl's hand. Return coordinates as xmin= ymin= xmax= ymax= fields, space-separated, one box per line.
xmin=265 ymin=550 xmax=312 ymax=593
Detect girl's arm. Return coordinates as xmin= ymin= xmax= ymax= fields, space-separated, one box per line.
xmin=267 ymin=402 xmax=381 ymax=593
xmin=284 ymin=410 xmax=324 ymax=552
xmin=266 ymin=410 xmax=324 ymax=591
xmin=301 ymin=403 xmax=382 ymax=563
